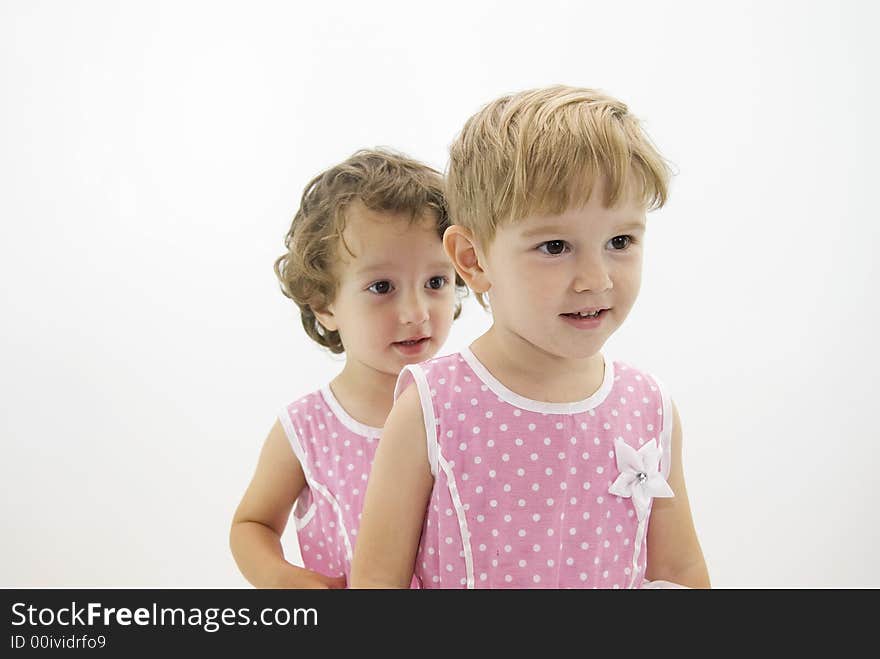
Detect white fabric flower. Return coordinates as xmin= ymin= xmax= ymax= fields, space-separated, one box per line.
xmin=608 ymin=438 xmax=674 ymax=520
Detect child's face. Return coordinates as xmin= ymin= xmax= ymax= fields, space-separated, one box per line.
xmin=319 ymin=202 xmax=457 ymax=377
xmin=481 ymin=182 xmax=646 ymax=361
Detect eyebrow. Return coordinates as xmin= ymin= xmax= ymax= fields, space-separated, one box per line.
xmin=519 ymin=221 xmax=646 ymax=239
xmin=355 ymin=261 xmax=453 ymax=277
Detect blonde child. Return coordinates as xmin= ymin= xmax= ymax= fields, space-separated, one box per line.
xmin=351 ymin=87 xmax=710 ymax=589
xmin=230 ymin=149 xmax=463 ymax=588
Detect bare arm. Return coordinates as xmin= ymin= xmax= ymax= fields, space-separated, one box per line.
xmin=229 ymin=420 xmax=346 ymax=589
xmin=645 ymin=402 xmax=711 ymax=588
xmin=349 ymin=384 xmax=434 ymax=588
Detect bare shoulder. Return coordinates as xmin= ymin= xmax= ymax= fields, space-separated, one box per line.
xmin=375 ymin=381 xmax=429 ymax=472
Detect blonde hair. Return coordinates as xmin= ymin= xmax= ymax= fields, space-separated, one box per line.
xmin=448 ymin=84 xmax=673 ymax=251
xmin=275 ymin=148 xmax=465 ymax=353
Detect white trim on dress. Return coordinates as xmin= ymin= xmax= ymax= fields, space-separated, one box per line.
xmin=277 ymin=404 xmax=355 ymax=562
xmin=437 ymin=452 xmax=475 ymax=589
xmin=460 ymin=347 xmax=615 ymax=415
xmin=395 ymin=365 xmax=439 ymax=478
xmin=320 ymin=386 xmax=382 ymax=440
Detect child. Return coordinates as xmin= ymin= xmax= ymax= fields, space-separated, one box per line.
xmin=230 ymin=149 xmax=463 ymax=588
xmin=351 ymin=87 xmax=710 ymax=589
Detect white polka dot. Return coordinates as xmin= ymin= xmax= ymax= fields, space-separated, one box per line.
xmin=514 ymin=409 xmax=522 ymax=416
xmin=569 ymin=527 xmax=577 ymax=535
xmin=505 ymin=575 xmax=512 ymax=582
xmin=515 ymin=438 xmax=524 ymax=446
xmin=532 ymin=513 xmax=541 ymax=522
xmin=503 ymin=483 xmax=511 ymax=492
xmin=544 ymin=437 xmax=552 ymax=446
xmin=530 ymin=453 xmax=538 ymax=461
xmin=485 ymin=410 xmax=493 ymax=418
xmin=457 ymin=413 xmax=465 ymax=421
xmin=595 ymin=527 xmax=603 ymax=535
xmin=518 ymin=499 xmax=526 ymax=507
xmin=489 ymin=470 xmax=496 ymax=478
xmin=519 ymin=559 xmax=527 ymax=568
xmin=517 ymin=468 xmax=525 ymax=476
xmin=582 ymin=481 xmax=591 ymax=490
xmin=560 ymin=482 xmax=568 ymax=490
xmin=528 ymin=423 xmax=536 ymax=431
xmin=474 ymin=456 xmax=482 ymax=464
xmin=445 ymin=537 xmax=453 ymax=544
xmin=479 ymin=544 xmax=486 ymax=551
xmin=454 ymin=386 xmax=461 ymax=392
xmin=472 ymin=426 xmax=480 ymax=434
xmin=428 ymin=547 xmax=435 ymax=555
xmin=545 ymin=467 xmax=553 ymax=476
xmin=471 ymin=399 xmax=478 ymax=406
xmin=581 ymin=542 xmax=589 ymax=550
xmin=487 ymin=439 xmax=495 ymax=447
xmin=615 ymin=524 xmax=623 ymax=533
xmin=476 ymin=485 xmax=483 ymax=493
xmin=579 ymin=573 xmax=588 ymax=581
xmin=518 ymin=529 xmax=526 ymax=537
xmin=499 ymin=424 xmax=508 ymax=431
xmin=593 ymin=437 xmax=601 ymax=445
xmin=547 ymin=528 xmax=555 ymax=536
xmin=533 ymin=544 xmax=541 ymax=552
xmin=490 ymin=499 xmax=498 ymax=507
xmin=446 ymin=564 xmax=453 ymax=572
xmin=459 ymin=442 xmax=467 ymax=450
xmin=502 ymin=453 xmax=510 ymax=462
xmin=581 ymin=452 xmax=590 ymax=460
xmin=596 ymin=466 xmax=604 ymax=474
xmin=462 ymin=473 xmax=469 ymax=481
xmin=546 ymin=498 xmax=554 ymax=506
xmin=492 ymin=529 xmax=499 ymax=537
xmin=504 ymin=514 xmax=512 ymax=522
xmin=504 ymin=544 xmax=512 ymax=553
xmin=531 ymin=483 xmax=540 ymax=492
xmin=477 ymin=515 xmax=485 ymax=522
xmin=446 ymin=508 xmax=453 ymax=516
xmin=533 ymin=575 xmax=541 ymax=583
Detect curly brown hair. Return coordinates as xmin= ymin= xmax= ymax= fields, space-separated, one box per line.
xmin=274 ymin=148 xmax=466 ymax=353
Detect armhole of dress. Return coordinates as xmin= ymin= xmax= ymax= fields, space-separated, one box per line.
xmin=277 ymin=406 xmax=316 ymax=529
xmin=395 ymin=365 xmax=439 ymax=478
xmin=652 ymin=377 xmax=674 ymax=481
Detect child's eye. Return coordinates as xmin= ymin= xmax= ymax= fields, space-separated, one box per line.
xmin=367 ymin=280 xmax=394 ymax=295
xmin=537 ymin=240 xmax=570 ymax=256
xmin=425 ymin=276 xmax=448 ymax=290
xmin=607 ymin=235 xmax=633 ymax=250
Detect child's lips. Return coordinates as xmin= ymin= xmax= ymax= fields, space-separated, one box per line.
xmin=392 ymin=336 xmax=431 ymax=355
xmin=559 ymin=308 xmax=609 ymax=328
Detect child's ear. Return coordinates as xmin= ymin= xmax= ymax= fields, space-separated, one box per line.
xmin=313 ymin=305 xmax=338 ymax=332
xmin=443 ymin=226 xmax=491 ymax=295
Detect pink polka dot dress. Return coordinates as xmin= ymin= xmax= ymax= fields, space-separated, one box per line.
xmin=395 ymin=348 xmax=675 ymax=589
xmin=278 ymin=386 xmax=383 ymax=585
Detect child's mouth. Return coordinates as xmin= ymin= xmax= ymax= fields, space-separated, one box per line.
xmin=392 ymin=336 xmax=431 ymax=354
xmin=560 ymin=308 xmax=608 ymax=327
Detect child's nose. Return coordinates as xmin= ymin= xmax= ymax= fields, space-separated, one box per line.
xmin=398 ymin=291 xmax=430 ymax=325
xmin=573 ymin=254 xmax=613 ymax=293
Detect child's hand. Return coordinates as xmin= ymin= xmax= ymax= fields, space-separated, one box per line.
xmin=303 ymin=572 xmax=347 ymax=589
xmin=295 ymin=572 xmax=346 ymax=590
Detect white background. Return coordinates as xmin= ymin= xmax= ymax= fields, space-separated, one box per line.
xmin=2 ymin=0 xmax=878 ymax=588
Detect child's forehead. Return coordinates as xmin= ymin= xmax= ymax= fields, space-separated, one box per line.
xmin=509 ymin=199 xmax=647 ymax=236
xmin=336 ymin=203 xmax=445 ymax=271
